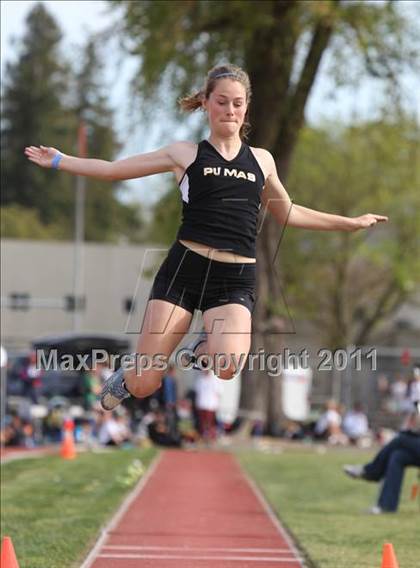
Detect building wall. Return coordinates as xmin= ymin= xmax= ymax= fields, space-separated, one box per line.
xmin=2 ymin=237 xmax=419 ymax=358
xmin=1 ymin=239 xmax=170 ymax=352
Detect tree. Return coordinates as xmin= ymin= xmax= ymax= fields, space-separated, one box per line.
xmin=0 ymin=205 xmax=67 ymax=240
xmin=1 ymin=3 xmax=144 ymax=242
xmin=146 ymin=184 xmax=181 ymax=245
xmin=109 ymin=0 xmax=419 ymax=431
xmin=277 ymin=115 xmax=420 ymax=348
xmin=72 ymin=38 xmax=144 ymax=242
xmin=1 ymin=3 xmax=76 ymax=233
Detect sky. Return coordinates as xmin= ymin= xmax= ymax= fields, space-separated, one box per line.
xmin=2 ymin=0 xmax=419 ymax=206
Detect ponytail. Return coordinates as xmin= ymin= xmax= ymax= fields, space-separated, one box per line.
xmin=178 ymin=90 xmax=204 ymax=112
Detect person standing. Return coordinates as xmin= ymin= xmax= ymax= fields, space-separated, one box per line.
xmin=21 ymin=351 xmax=42 ymax=404
xmin=195 ymin=368 xmax=223 ymax=443
xmin=158 ymin=363 xmax=179 ymax=440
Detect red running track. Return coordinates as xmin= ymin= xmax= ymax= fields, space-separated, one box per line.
xmin=82 ymin=450 xmax=306 ymax=568
xmin=0 ymin=445 xmax=57 ymax=463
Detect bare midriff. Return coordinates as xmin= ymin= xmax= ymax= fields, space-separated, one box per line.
xmin=179 ymin=239 xmax=256 ymax=264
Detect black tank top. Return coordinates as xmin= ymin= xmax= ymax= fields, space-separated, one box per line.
xmin=176 ymin=140 xmax=265 ymax=258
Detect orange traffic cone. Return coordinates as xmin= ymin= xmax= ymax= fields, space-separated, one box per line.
xmin=1 ymin=536 xmax=20 ymax=568
xmin=410 ymin=482 xmax=419 ymax=500
xmin=60 ymin=418 xmax=76 ymax=459
xmin=60 ymin=433 xmax=76 ymax=459
xmin=381 ymin=543 xmax=399 ymax=568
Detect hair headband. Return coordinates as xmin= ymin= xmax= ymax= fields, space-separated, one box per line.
xmin=213 ymin=72 xmax=238 ymax=79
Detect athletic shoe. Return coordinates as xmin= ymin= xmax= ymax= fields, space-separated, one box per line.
xmin=191 ymin=330 xmax=208 ymax=356
xmin=181 ymin=331 xmax=208 ymax=370
xmin=100 ymin=367 xmax=131 ymax=411
xmin=365 ymin=505 xmax=384 ymax=515
xmin=343 ymin=464 xmax=367 ymax=479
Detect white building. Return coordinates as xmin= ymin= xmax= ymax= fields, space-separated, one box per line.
xmin=0 ymin=238 xmax=168 ymax=352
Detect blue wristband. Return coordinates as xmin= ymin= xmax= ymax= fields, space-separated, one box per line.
xmin=51 ymin=153 xmax=63 ymax=169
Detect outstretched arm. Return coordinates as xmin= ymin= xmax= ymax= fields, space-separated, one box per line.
xmin=24 ymin=143 xmax=183 ymax=181
xmin=287 ymin=203 xmax=388 ymax=231
xmin=260 ymin=150 xmax=388 ymax=232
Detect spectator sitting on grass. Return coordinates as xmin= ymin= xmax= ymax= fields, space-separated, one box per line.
xmin=97 ymin=410 xmax=132 ymax=447
xmin=314 ymin=400 xmax=347 ymax=445
xmin=147 ymin=408 xmax=182 ymax=447
xmin=75 ymin=417 xmax=97 ymax=449
xmin=3 ymin=412 xmax=24 ymax=446
xmin=343 ymin=400 xmax=420 ymax=514
xmin=42 ymin=399 xmax=66 ymax=443
xmin=5 ymin=414 xmax=23 ymax=446
xmin=342 ymin=402 xmax=369 ymax=446
xmin=283 ymin=420 xmax=305 ymax=440
xmin=2 ymin=412 xmax=36 ymax=448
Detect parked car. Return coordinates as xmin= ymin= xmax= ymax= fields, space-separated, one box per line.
xmin=32 ymin=333 xmax=130 ymax=359
xmin=7 ymin=333 xmax=130 ymax=402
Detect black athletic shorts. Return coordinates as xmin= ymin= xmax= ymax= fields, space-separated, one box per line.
xmin=148 ymin=240 xmax=256 ymax=314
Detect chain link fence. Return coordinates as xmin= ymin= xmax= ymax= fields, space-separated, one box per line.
xmin=308 ymin=346 xmax=420 ymax=430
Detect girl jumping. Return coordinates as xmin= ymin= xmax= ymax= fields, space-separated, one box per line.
xmin=25 ymin=63 xmax=388 ymax=411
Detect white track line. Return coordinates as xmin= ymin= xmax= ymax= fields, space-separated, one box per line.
xmin=98 ymin=553 xmax=303 ymax=562
xmin=80 ymin=452 xmax=163 ymax=568
xmin=102 ymin=545 xmax=295 ymax=553
xmin=237 ymin=459 xmax=306 ymax=568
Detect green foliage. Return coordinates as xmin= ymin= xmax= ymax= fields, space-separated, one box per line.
xmin=282 ymin=114 xmax=420 ymax=346
xmin=110 ymin=0 xmax=256 ymax=107
xmin=147 ymin=184 xmax=182 ymax=245
xmin=1 ymin=4 xmax=143 ymax=243
xmin=1 ymin=4 xmax=76 ymax=225
xmin=0 ymin=205 xmax=69 ymax=240
xmin=109 ymin=1 xmax=417 ymax=123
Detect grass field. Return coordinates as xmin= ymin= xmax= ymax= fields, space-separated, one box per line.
xmin=1 ymin=447 xmax=157 ymax=568
xmin=237 ymin=446 xmax=419 ymax=568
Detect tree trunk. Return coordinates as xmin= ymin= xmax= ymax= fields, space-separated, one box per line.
xmin=238 ymin=5 xmax=338 ymax=434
